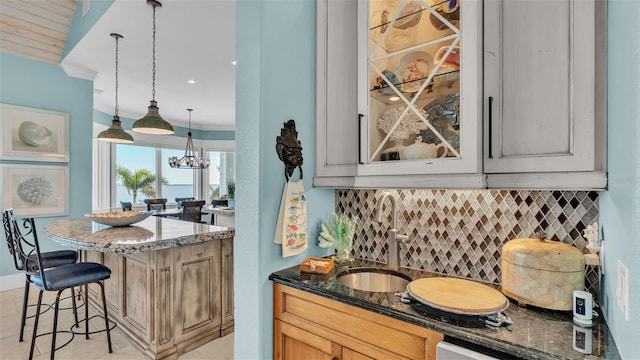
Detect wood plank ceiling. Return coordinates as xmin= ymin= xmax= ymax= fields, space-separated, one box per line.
xmin=0 ymin=0 xmax=77 ymax=64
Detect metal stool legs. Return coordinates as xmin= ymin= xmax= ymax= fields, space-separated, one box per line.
xmin=29 ymin=291 xmax=44 ymax=360
xmin=20 ymin=278 xmax=30 ymax=342
xmin=98 ymin=282 xmax=113 ymax=353
xmin=28 ymin=282 xmax=112 ymax=360
xmin=19 ymin=281 xmax=79 ymax=342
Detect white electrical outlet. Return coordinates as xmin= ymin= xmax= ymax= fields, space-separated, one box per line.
xmin=616 ymin=259 xmax=629 ymax=321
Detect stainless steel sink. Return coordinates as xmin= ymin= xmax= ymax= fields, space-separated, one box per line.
xmin=337 ymin=268 xmax=411 ymax=292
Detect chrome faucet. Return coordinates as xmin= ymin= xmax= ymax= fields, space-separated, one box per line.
xmin=375 ymin=191 xmax=410 ymax=269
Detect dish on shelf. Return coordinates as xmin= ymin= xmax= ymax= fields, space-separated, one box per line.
xmin=372 ymin=70 xmax=400 ymax=95
xmin=434 ymin=46 xmax=460 ymax=71
xmin=86 ymin=210 xmax=151 ymax=227
xmin=395 ymin=51 xmax=434 ymax=93
xmin=392 ymin=0 xmax=423 ymax=29
xmin=429 ymin=0 xmax=460 ymax=31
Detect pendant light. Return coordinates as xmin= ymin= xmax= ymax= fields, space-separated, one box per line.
xmin=132 ymin=0 xmax=174 ymax=135
xmin=97 ymin=33 xmax=134 ymax=143
xmin=168 ymin=109 xmax=210 ymax=169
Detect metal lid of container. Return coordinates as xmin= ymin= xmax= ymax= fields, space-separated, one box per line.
xmin=502 ymin=238 xmax=585 ymax=272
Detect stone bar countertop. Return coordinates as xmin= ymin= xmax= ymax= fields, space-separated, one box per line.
xmin=203 ymin=206 xmax=235 ymax=216
xmin=270 ymin=258 xmax=620 ymax=360
xmin=44 ymin=217 xmax=234 ymax=254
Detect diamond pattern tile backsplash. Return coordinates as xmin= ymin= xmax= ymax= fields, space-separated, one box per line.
xmin=335 ymin=189 xmax=600 ymax=299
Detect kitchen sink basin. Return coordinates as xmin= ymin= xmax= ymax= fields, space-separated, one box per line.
xmin=337 ymin=268 xmax=411 ymax=292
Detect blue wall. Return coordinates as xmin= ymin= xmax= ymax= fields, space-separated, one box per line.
xmin=0 ymin=52 xmax=94 ymax=276
xmin=234 ymin=1 xmax=335 ymax=358
xmin=599 ymin=0 xmax=640 ymax=358
xmin=63 ymin=0 xmax=115 ymax=60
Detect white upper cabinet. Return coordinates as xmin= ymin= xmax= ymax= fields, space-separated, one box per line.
xmin=483 ymin=0 xmax=607 ymax=188
xmin=315 ymin=0 xmax=359 ymax=183
xmin=357 ymin=0 xmax=483 ymax=179
xmin=315 ymin=0 xmax=484 ymax=188
xmin=315 ymin=0 xmax=606 ymax=190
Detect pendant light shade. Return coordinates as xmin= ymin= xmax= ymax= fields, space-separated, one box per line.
xmin=132 ymin=0 xmax=174 ymax=135
xmin=168 ymin=109 xmax=210 ymax=169
xmin=98 ymin=33 xmax=134 ymax=143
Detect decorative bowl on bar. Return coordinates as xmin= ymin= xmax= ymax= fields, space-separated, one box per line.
xmin=86 ymin=211 xmax=151 ymax=227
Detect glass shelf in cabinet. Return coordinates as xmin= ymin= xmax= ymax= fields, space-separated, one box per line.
xmin=369 ymin=0 xmax=458 ymax=32
xmin=369 ymin=70 xmax=459 ymax=105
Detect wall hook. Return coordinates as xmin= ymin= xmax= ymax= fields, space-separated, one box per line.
xmin=276 ymin=119 xmax=303 ymax=181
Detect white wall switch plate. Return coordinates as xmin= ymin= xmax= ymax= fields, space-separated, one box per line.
xmin=616 ymin=259 xmax=629 ymax=321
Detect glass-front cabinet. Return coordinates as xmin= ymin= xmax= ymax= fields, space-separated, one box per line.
xmin=357 ymin=0 xmax=481 ymax=177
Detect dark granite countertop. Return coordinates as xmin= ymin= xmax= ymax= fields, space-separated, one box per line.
xmin=269 ymin=258 xmax=620 ymax=360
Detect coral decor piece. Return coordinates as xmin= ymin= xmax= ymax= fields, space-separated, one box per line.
xmin=377 ymin=106 xmax=429 ymax=141
xmin=319 ymin=213 xmax=356 ymax=263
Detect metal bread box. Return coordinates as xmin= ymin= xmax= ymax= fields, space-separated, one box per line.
xmin=501 ymin=238 xmax=585 ymax=311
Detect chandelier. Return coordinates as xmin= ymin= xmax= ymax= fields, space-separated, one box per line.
xmin=168 ymin=109 xmax=210 ymax=169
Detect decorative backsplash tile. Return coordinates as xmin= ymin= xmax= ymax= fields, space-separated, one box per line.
xmin=335 ymin=189 xmax=600 ymax=299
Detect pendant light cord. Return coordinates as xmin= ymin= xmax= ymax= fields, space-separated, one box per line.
xmin=114 ymin=35 xmax=120 ymax=117
xmin=151 ymin=3 xmax=157 ymax=102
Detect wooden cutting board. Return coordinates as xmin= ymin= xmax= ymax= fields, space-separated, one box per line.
xmin=407 ymin=277 xmax=509 ymax=315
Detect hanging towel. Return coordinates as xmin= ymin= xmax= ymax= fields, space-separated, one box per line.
xmin=274 ymin=179 xmax=307 ymax=258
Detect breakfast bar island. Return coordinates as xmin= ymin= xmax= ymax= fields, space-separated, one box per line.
xmin=43 ymin=216 xmax=235 ymax=360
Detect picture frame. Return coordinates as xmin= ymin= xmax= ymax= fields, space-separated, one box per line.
xmin=0 ymin=103 xmax=69 ymax=162
xmin=0 ymin=164 xmax=69 ymax=217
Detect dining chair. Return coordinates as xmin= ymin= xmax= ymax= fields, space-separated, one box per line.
xmin=120 ymin=201 xmax=132 ymax=211
xmin=175 ymin=197 xmax=195 ymax=209
xmin=180 ymin=200 xmax=206 ymax=223
xmin=8 ymin=212 xmax=113 ymax=360
xmin=2 ymin=208 xmax=79 ymax=343
xmin=144 ymin=198 xmax=167 ymax=211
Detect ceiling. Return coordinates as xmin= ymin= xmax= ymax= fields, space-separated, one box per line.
xmin=1 ymin=0 xmax=236 ymax=131
xmin=0 ymin=0 xmax=76 ymax=63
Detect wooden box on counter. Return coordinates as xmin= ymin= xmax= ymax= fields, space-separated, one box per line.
xmin=299 ymin=257 xmax=334 ymax=274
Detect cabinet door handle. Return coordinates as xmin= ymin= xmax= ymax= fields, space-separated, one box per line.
xmin=488 ymin=96 xmax=494 ymax=159
xmin=358 ymin=113 xmax=364 ymax=164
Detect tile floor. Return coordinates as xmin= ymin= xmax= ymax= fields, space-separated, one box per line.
xmin=0 ymin=286 xmax=234 ymax=359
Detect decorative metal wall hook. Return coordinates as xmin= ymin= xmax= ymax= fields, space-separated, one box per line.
xmin=276 ymin=119 xmax=303 ymax=181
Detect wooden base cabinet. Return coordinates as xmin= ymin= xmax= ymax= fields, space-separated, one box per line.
xmin=85 ymin=238 xmax=234 ymax=360
xmin=273 ymin=284 xmax=443 ymax=360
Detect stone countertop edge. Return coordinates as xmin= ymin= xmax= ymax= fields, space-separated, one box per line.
xmin=43 ymin=217 xmax=235 ymax=255
xmin=269 ymin=258 xmax=621 ymax=360
xmin=207 ymin=208 xmax=235 ymax=216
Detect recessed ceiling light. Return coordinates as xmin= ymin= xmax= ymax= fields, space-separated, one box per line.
xmin=187 ymin=80 xmax=196 ymax=84
xmin=389 ymin=96 xmax=400 ymax=101
xmin=232 ymin=60 xmax=236 ymax=66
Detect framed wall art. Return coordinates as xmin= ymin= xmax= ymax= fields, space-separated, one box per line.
xmin=0 ymin=164 xmax=69 ymax=217
xmin=0 ymin=103 xmax=69 ymax=162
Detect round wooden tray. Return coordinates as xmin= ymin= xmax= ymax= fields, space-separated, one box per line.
xmin=407 ymin=277 xmax=509 ymax=315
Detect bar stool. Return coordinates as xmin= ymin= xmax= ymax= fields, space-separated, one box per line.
xmin=8 ymin=213 xmax=113 ymax=360
xmin=120 ymin=201 xmax=132 ymax=211
xmin=2 ymin=208 xmax=79 ymax=343
xmin=180 ymin=200 xmax=206 ymax=223
xmin=144 ymin=198 xmax=167 ymax=211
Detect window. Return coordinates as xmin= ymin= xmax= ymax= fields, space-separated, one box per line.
xmin=206 ymin=151 xmax=235 ymax=201
xmin=161 ymin=148 xmax=195 ymax=202
xmin=114 ymin=144 xmax=157 ymax=206
xmin=111 ymin=144 xmax=234 ymax=209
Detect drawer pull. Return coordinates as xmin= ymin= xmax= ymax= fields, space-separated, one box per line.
xmin=488 ymin=96 xmax=494 ymax=159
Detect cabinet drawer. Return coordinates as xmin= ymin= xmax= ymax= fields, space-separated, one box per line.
xmin=274 ymin=284 xmax=443 ymax=359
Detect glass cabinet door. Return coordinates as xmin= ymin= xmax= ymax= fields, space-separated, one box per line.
xmin=363 ymin=0 xmax=465 ymax=168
